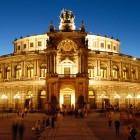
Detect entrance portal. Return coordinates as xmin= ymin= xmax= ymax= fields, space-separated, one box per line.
xmin=64 ymin=95 xmax=71 ymax=107
xmin=60 ymin=87 xmax=75 ymax=109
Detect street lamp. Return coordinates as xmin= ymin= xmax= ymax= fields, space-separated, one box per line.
xmin=13 ymin=94 xmax=20 ymax=109
xmin=126 ymin=94 xmax=132 ymax=109
xmin=1 ymin=94 xmax=8 ymax=110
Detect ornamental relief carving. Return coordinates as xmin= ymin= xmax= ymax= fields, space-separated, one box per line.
xmin=58 ymin=56 xmax=76 ymax=63
xmin=57 ymin=39 xmax=77 ymax=53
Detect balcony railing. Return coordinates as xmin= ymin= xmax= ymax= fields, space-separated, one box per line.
xmin=58 ymin=74 xmax=77 ymax=78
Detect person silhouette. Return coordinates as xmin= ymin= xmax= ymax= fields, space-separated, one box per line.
xmin=18 ymin=120 xmax=25 ymax=140
xmin=12 ymin=120 xmax=19 ymax=140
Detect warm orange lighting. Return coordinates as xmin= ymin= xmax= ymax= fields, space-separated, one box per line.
xmin=114 ymin=94 xmax=120 ymax=98
xmin=126 ymin=94 xmax=132 ymax=99
xmin=1 ymin=94 xmax=8 ymax=99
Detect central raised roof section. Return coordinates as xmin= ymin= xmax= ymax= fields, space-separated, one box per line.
xmin=13 ymin=9 xmax=120 ymax=54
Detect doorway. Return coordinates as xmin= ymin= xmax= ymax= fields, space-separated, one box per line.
xmin=64 ymin=95 xmax=71 ymax=107
xmin=60 ymin=87 xmax=75 ymax=109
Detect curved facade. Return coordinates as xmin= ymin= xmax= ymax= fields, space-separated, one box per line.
xmin=0 ymin=9 xmax=140 ymax=111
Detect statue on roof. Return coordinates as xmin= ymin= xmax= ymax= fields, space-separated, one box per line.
xmin=60 ymin=9 xmax=75 ymax=23
xmin=59 ymin=9 xmax=76 ymax=31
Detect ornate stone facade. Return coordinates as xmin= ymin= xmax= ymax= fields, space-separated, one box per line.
xmin=0 ymin=9 xmax=140 ymax=111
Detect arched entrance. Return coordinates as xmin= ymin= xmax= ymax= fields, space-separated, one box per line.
xmin=89 ymin=90 xmax=96 ymax=109
xmin=25 ymin=91 xmax=33 ymax=109
xmin=60 ymin=87 xmax=75 ymax=110
xmin=38 ymin=90 xmax=46 ymax=109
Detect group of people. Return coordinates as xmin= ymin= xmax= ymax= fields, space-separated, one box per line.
xmin=108 ymin=114 xmax=121 ymax=134
xmin=12 ymin=120 xmax=25 ymax=140
xmin=108 ymin=113 xmax=138 ymax=139
xmin=32 ymin=115 xmax=56 ymax=137
xmin=127 ymin=125 xmax=137 ymax=140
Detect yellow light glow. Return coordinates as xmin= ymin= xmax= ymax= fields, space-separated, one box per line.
xmin=71 ymin=93 xmax=75 ymax=106
xmin=126 ymin=94 xmax=132 ymax=99
xmin=13 ymin=94 xmax=20 ymax=99
xmin=60 ymin=94 xmax=63 ymax=108
xmin=114 ymin=94 xmax=120 ymax=98
xmin=1 ymin=94 xmax=8 ymax=99
xmin=137 ymin=95 xmax=140 ymax=99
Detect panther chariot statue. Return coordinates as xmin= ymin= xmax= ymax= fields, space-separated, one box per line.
xmin=59 ymin=9 xmax=76 ymax=31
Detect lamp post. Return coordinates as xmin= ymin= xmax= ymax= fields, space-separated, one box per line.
xmin=1 ymin=94 xmax=8 ymax=110
xmin=13 ymin=94 xmax=20 ymax=110
xmin=126 ymin=94 xmax=132 ymax=109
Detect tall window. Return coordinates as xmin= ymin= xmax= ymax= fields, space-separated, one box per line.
xmin=38 ymin=41 xmax=42 ymax=46
xmin=6 ymin=67 xmax=11 ymax=79
xmin=0 ymin=68 xmax=2 ymax=79
xmin=18 ymin=46 xmax=20 ymax=50
xmin=64 ymin=67 xmax=70 ymax=74
xmin=123 ymin=67 xmax=128 ymax=80
xmin=131 ymin=68 xmax=136 ymax=80
xmin=27 ymin=64 xmax=34 ymax=78
xmin=112 ymin=66 xmax=119 ymax=79
xmin=15 ymin=65 xmax=22 ymax=78
xmin=23 ymin=44 xmax=26 ymax=49
xmin=30 ymin=43 xmax=34 ymax=47
xmin=40 ymin=64 xmax=46 ymax=77
xmin=100 ymin=64 xmax=107 ymax=78
xmin=101 ymin=43 xmax=104 ymax=48
xmin=88 ymin=65 xmax=94 ymax=78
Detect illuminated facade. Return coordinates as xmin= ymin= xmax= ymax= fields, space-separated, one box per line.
xmin=0 ymin=9 xmax=140 ymax=110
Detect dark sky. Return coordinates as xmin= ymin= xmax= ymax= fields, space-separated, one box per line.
xmin=0 ymin=0 xmax=140 ymax=57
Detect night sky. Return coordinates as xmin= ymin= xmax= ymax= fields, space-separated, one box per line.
xmin=0 ymin=0 xmax=140 ymax=57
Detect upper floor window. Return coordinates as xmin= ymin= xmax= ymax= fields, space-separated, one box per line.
xmin=112 ymin=66 xmax=119 ymax=79
xmin=30 ymin=43 xmax=34 ymax=47
xmin=18 ymin=46 xmax=20 ymax=50
xmin=38 ymin=41 xmax=42 ymax=46
xmin=131 ymin=68 xmax=136 ymax=80
xmin=27 ymin=64 xmax=34 ymax=78
xmin=93 ymin=42 xmax=97 ymax=47
xmin=15 ymin=65 xmax=22 ymax=79
xmin=123 ymin=67 xmax=128 ymax=80
xmin=24 ymin=44 xmax=26 ymax=49
xmin=40 ymin=64 xmax=46 ymax=77
xmin=108 ymin=44 xmax=111 ymax=49
xmin=64 ymin=67 xmax=70 ymax=74
xmin=88 ymin=65 xmax=94 ymax=78
xmin=0 ymin=68 xmax=2 ymax=79
xmin=100 ymin=64 xmax=107 ymax=78
xmin=114 ymin=46 xmax=116 ymax=51
xmin=6 ymin=67 xmax=11 ymax=79
xmin=100 ymin=43 xmax=104 ymax=48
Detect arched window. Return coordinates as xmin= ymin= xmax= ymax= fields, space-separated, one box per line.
xmin=27 ymin=64 xmax=34 ymax=78
xmin=123 ymin=67 xmax=128 ymax=80
xmin=100 ymin=64 xmax=107 ymax=78
xmin=40 ymin=64 xmax=46 ymax=77
xmin=40 ymin=90 xmax=46 ymax=98
xmin=88 ymin=65 xmax=94 ymax=78
xmin=0 ymin=68 xmax=2 ymax=79
xmin=15 ymin=65 xmax=22 ymax=79
xmin=6 ymin=67 xmax=11 ymax=79
xmin=131 ymin=68 xmax=136 ymax=80
xmin=112 ymin=66 xmax=119 ymax=79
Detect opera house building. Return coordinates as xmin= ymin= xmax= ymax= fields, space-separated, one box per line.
xmin=0 ymin=9 xmax=140 ymax=111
